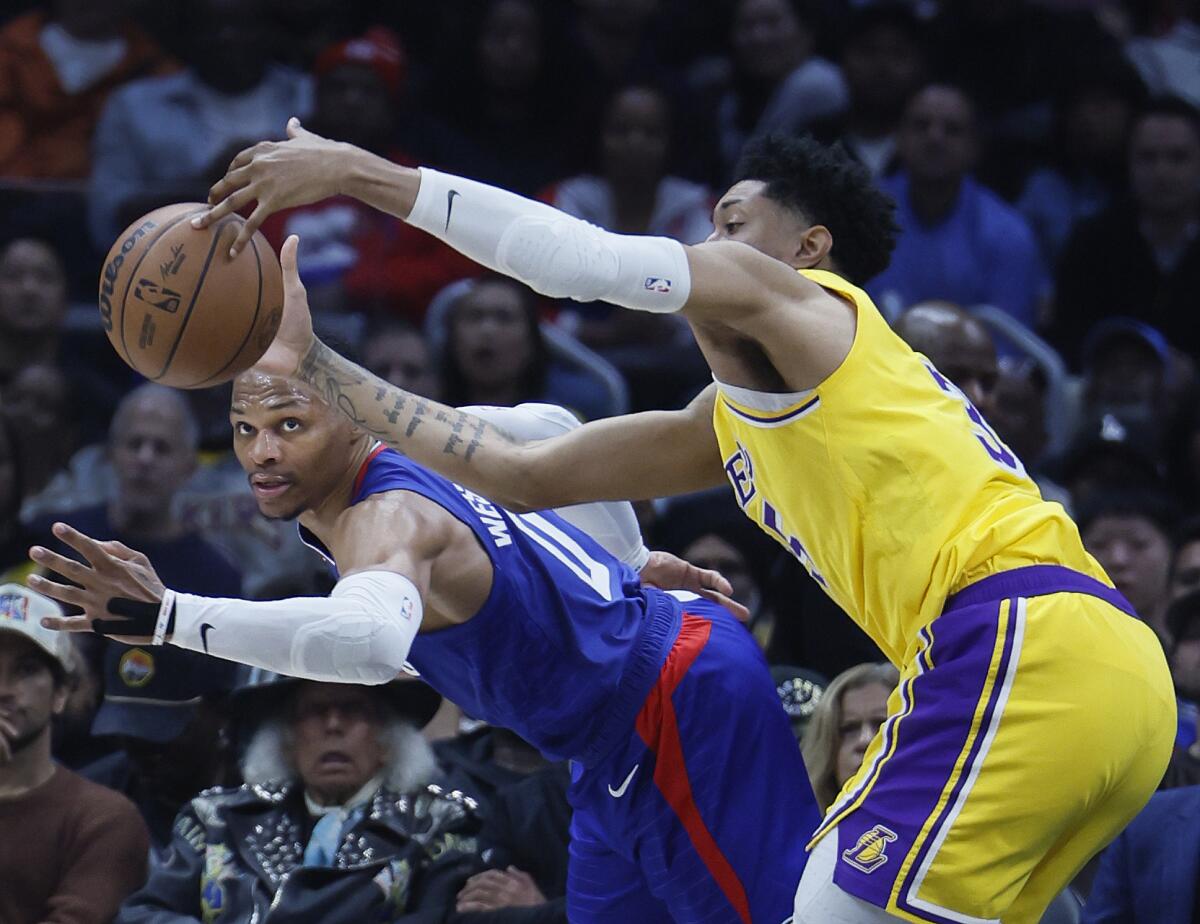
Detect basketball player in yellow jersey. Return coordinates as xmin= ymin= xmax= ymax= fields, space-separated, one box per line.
xmin=201 ymin=125 xmax=1175 ymax=923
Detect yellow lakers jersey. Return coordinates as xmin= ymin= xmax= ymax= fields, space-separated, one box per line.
xmin=712 ymin=269 xmax=1108 ymax=665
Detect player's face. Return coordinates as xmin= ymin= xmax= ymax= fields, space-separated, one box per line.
xmin=230 ymin=373 xmax=355 ymax=521
xmin=0 ymin=633 xmax=66 ymax=756
xmin=835 ymin=682 xmax=890 ymax=788
xmin=289 ymin=683 xmax=387 ymax=806
xmin=707 ymin=180 xmax=814 ymax=267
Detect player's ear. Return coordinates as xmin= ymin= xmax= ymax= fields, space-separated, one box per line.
xmin=793 ymin=224 xmax=833 ymax=269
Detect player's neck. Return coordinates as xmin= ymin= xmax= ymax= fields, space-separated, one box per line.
xmin=300 ymin=440 xmax=376 ymax=540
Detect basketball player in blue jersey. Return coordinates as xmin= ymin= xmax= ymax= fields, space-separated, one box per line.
xmin=28 ymin=368 xmax=820 ymax=922
xmin=188 ymin=123 xmax=1176 ymax=924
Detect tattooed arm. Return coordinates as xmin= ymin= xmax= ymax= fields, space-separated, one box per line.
xmin=295 ymin=337 xmax=725 ymax=509
xmin=263 ymin=237 xmax=725 ymax=510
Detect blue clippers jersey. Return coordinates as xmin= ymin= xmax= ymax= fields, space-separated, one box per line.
xmin=301 ymin=446 xmax=681 ymax=765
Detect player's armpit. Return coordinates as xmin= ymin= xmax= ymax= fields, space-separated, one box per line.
xmin=682 ymin=241 xmax=857 ymax=391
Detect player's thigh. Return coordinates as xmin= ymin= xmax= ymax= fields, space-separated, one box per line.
xmin=639 ymin=605 xmax=818 ymax=922
xmin=793 ymin=834 xmax=908 ymax=924
xmin=893 ymin=594 xmax=1173 ymax=921
xmin=567 ymin=809 xmax=673 ymax=924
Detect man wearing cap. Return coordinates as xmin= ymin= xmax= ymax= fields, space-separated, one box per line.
xmin=115 ymin=672 xmax=483 ymax=924
xmin=0 ymin=583 xmax=150 ymax=924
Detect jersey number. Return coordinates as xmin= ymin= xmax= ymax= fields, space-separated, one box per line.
xmin=925 ymin=364 xmax=1026 ymax=477
xmin=510 ymin=511 xmax=615 ymax=601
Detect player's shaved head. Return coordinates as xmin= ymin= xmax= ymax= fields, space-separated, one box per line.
xmin=896 ymin=301 xmax=997 ymax=415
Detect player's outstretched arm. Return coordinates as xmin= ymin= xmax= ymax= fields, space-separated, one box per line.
xmin=28 ymin=508 xmax=444 ymax=684
xmin=257 ymin=237 xmax=725 ymax=510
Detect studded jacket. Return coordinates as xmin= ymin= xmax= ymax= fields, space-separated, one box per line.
xmin=114 ymin=780 xmax=484 ymax=924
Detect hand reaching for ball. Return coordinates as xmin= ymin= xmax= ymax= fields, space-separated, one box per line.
xmin=254 ymin=235 xmax=316 ymax=379
xmin=196 ymin=118 xmax=346 ymax=257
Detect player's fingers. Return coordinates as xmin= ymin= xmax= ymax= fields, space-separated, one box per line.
xmin=693 ymin=564 xmax=734 ymax=597
xmin=698 ymin=587 xmax=751 ymax=623
xmin=280 ymin=235 xmax=301 ymax=286
xmin=198 ymin=181 xmax=255 ymax=229
xmin=26 ymin=573 xmax=89 ymax=610
xmin=47 ymin=523 xmax=111 ymax=569
xmin=38 ymin=611 xmax=93 ymax=634
xmin=102 ymin=540 xmax=150 ymax=566
xmin=229 ymin=203 xmax=268 ymax=258
xmin=27 ymin=545 xmax=91 ymax=583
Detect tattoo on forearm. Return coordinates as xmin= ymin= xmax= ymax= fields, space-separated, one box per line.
xmin=296 ymin=339 xmax=521 ymax=463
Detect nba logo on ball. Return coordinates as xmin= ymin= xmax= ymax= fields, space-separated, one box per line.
xmin=119 ymin=649 xmax=156 ymax=688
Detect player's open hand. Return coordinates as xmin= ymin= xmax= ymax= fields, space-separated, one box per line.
xmin=27 ymin=523 xmax=166 ymax=644
xmin=194 ymin=117 xmax=346 ymax=256
xmin=640 ymin=549 xmax=751 ymax=622
xmin=254 ymin=234 xmax=316 ymax=379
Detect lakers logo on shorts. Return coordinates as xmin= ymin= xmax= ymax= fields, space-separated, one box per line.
xmin=842 ymin=825 xmax=898 ymax=873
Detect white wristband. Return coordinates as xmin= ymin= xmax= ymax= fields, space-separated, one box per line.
xmin=152 ymin=589 xmax=175 ymax=646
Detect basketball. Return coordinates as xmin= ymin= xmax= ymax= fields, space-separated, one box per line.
xmin=98 ymin=202 xmax=284 ymax=389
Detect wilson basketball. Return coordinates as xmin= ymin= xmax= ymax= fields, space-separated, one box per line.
xmin=98 ymin=202 xmax=284 ymax=389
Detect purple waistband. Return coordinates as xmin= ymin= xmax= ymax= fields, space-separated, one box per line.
xmin=943 ymin=564 xmax=1138 ymax=619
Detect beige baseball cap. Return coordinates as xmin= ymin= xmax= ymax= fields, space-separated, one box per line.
xmin=0 ymin=584 xmax=72 ymax=673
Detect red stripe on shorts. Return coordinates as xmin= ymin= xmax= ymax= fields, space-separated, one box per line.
xmin=635 ymin=612 xmax=752 ymax=924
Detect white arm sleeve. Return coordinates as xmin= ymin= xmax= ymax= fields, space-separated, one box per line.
xmin=462 ymin=403 xmax=650 ymax=571
xmin=407 ymin=167 xmax=691 ymax=313
xmin=168 ymin=571 xmax=423 ymax=684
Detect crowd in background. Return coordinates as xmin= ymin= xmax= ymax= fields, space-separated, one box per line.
xmin=2 ymin=0 xmax=1200 ymax=920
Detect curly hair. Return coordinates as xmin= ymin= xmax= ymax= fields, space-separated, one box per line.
xmin=733 ymin=133 xmax=899 ymax=284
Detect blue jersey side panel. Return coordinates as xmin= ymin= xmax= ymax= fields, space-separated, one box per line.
xmin=336 ymin=447 xmax=681 ymax=764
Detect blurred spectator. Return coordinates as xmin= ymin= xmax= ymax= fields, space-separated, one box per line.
xmin=1079 ymin=318 xmax=1182 ymax=454
xmin=117 ymin=675 xmax=484 ymax=923
xmin=809 ymin=2 xmax=927 ymax=178
xmin=258 ymin=28 xmax=482 ymax=319
xmin=801 ymin=662 xmax=899 ymax=813
xmin=441 ymin=277 xmax=613 ymax=420
xmin=1016 ymin=62 xmax=1147 ymax=263
xmin=545 ymin=84 xmax=712 ymax=410
xmin=1053 ymin=411 xmax=1166 ymax=510
xmin=0 ymin=0 xmax=175 ymax=179
xmin=453 ymin=762 xmax=570 ymax=921
xmin=893 ymin=300 xmax=998 ymax=417
xmin=0 ymin=584 xmax=150 ymax=924
xmin=1053 ymin=97 xmax=1200 ymax=363
xmin=930 ymin=0 xmax=1125 ymax=197
xmin=770 ymin=664 xmax=827 ymax=745
xmin=51 ymin=634 xmax=106 ymax=770
xmin=0 ymin=415 xmax=38 ymax=585
xmin=1126 ymin=0 xmax=1200 ymax=109
xmin=363 ymin=318 xmax=442 ymax=400
xmin=867 ymin=84 xmax=1048 ymax=331
xmin=1171 ymin=517 xmax=1200 ymax=601
xmin=1161 ymin=590 xmax=1200 ymax=789
xmin=260 ymin=0 xmax=365 ymax=71
xmin=1081 ymin=784 xmax=1200 ymax=922
xmin=988 ymin=360 xmax=1073 ymax=510
xmin=713 ymin=0 xmax=848 ymax=179
xmin=415 ymin=0 xmax=577 ymax=196
xmin=0 ymin=236 xmax=134 ymax=441
xmin=87 ymin=0 xmax=313 ymax=248
xmin=1078 ymin=490 xmax=1175 ymax=641
xmin=654 ymin=489 xmax=782 ymax=649
xmin=81 ymin=640 xmax=241 ymax=846
xmin=2 ymin=362 xmax=78 ymax=499
xmin=436 ymin=725 xmax=549 ymax=817
xmin=0 ymin=238 xmax=67 ymax=389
